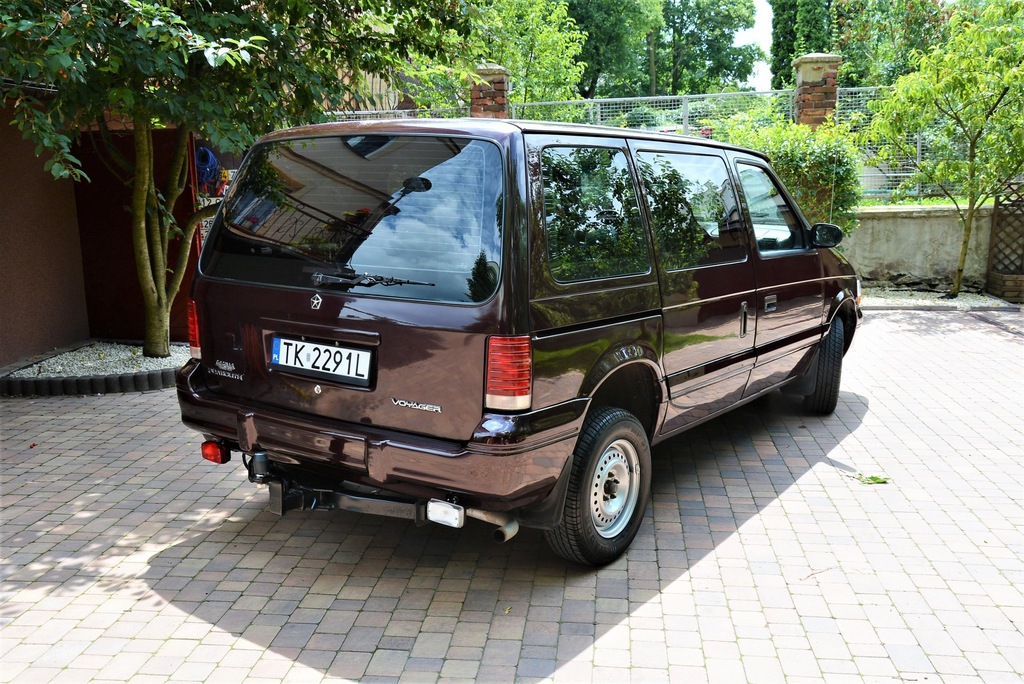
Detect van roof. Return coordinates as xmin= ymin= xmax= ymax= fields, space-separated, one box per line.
xmin=257 ymin=117 xmax=767 ymax=161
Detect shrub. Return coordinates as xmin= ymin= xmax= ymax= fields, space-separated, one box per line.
xmin=717 ymin=115 xmax=863 ymax=234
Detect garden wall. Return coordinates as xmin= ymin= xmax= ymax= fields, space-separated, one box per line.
xmin=844 ymin=205 xmax=993 ymax=291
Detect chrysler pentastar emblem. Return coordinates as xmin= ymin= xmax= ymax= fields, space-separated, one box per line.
xmin=310 ymin=293 xmax=323 ymax=310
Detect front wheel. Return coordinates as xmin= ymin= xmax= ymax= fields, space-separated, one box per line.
xmin=804 ymin=316 xmax=845 ymax=414
xmin=544 ymin=407 xmax=652 ymax=566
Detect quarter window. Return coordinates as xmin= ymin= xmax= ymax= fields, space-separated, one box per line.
xmin=635 ymin=151 xmax=747 ymax=270
xmin=541 ymin=146 xmax=650 ymax=283
xmin=736 ymin=164 xmax=807 ymax=252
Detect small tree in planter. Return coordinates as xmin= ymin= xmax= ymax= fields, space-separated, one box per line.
xmin=865 ymin=0 xmax=1024 ymax=297
xmin=1 ymin=0 xmax=473 ymax=357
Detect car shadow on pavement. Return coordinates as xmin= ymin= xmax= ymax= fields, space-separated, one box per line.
xmin=132 ymin=390 xmax=867 ymax=680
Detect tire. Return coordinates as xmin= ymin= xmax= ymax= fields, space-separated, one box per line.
xmin=804 ymin=316 xmax=845 ymax=415
xmin=544 ymin=407 xmax=652 ymax=566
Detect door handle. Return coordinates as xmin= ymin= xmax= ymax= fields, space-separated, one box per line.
xmin=764 ymin=295 xmax=778 ymax=313
xmin=740 ymin=301 xmax=749 ymax=338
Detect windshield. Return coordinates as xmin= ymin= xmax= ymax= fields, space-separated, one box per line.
xmin=201 ymin=134 xmax=504 ymax=303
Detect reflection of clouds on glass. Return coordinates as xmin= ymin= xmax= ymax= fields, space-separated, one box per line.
xmin=351 ymin=142 xmax=502 ymax=275
xmin=204 ymin=135 xmax=504 ymax=304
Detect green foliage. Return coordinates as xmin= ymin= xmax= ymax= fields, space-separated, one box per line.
xmin=624 ymin=105 xmax=663 ymax=129
xmin=864 ymin=0 xmax=1024 ymax=296
xmin=833 ymin=0 xmax=951 ymax=87
xmin=601 ymin=0 xmax=761 ymax=97
xmin=770 ymin=0 xmax=798 ymax=89
xmin=795 ymin=0 xmax=831 ymax=54
xmin=567 ymin=0 xmax=664 ymax=98
xmin=407 ymin=0 xmax=586 ymax=106
xmin=0 ymin=0 xmax=474 ymax=355
xmin=719 ymin=113 xmax=863 ymax=234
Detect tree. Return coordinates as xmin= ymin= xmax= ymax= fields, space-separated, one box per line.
xmin=833 ymin=0 xmax=951 ymax=87
xmin=407 ymin=0 xmax=586 ymax=106
xmin=654 ymin=0 xmax=760 ymax=95
xmin=1 ymin=0 xmax=473 ymax=357
xmin=770 ymin=0 xmax=798 ymax=88
xmin=587 ymin=0 xmax=760 ymax=98
xmin=865 ymin=0 xmax=1024 ymax=297
xmin=795 ymin=0 xmax=830 ymax=54
xmin=567 ymin=0 xmax=664 ymax=98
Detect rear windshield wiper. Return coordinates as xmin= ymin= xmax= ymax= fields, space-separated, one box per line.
xmin=311 ymin=271 xmax=435 ymax=288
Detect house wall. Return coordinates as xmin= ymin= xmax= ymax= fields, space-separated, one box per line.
xmin=0 ymin=107 xmax=90 ymax=368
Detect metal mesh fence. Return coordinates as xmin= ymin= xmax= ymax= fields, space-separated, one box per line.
xmin=836 ymin=86 xmax=938 ymax=197
xmin=511 ymin=91 xmax=795 ymax=138
xmin=331 ymin=106 xmax=471 ymax=121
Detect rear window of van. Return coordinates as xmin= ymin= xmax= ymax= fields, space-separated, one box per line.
xmin=201 ymin=135 xmax=504 ymax=304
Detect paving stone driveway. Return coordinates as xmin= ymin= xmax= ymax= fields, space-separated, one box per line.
xmin=2 ymin=309 xmax=1023 ymax=683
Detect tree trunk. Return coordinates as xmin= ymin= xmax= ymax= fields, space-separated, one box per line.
xmin=950 ymin=203 xmax=976 ymax=298
xmin=648 ymin=32 xmax=657 ymax=97
xmin=143 ymin=304 xmax=171 ymax=357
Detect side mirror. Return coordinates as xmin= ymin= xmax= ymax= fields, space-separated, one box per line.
xmin=811 ymin=223 xmax=843 ymax=248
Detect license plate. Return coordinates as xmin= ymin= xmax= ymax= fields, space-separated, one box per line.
xmin=270 ymin=337 xmax=372 ymax=386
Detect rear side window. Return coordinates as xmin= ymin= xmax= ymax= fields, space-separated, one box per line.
xmin=634 ymin=151 xmax=747 ymax=270
xmin=201 ymin=135 xmax=504 ymax=303
xmin=541 ymin=146 xmax=650 ymax=283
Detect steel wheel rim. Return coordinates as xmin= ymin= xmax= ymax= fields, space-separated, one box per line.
xmin=590 ymin=438 xmax=640 ymax=539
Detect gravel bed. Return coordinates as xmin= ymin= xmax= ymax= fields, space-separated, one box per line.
xmin=7 ymin=342 xmax=191 ymax=379
xmin=860 ymin=287 xmax=1016 ymax=310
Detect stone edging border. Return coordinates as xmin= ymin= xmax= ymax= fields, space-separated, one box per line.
xmin=0 ymin=368 xmax=177 ymax=398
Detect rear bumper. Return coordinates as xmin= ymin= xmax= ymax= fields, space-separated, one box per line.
xmin=176 ymin=360 xmax=585 ymax=512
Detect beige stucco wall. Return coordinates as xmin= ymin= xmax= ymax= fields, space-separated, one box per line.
xmin=844 ymin=205 xmax=993 ymax=290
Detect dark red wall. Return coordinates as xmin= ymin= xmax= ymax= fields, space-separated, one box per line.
xmin=72 ymin=130 xmax=199 ymax=342
xmin=0 ymin=107 xmax=90 ymax=367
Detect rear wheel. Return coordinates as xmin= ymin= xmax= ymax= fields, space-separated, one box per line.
xmin=545 ymin=407 xmax=651 ymax=566
xmin=804 ymin=316 xmax=845 ymax=414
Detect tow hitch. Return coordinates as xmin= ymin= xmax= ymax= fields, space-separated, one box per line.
xmin=264 ymin=478 xmax=520 ymax=543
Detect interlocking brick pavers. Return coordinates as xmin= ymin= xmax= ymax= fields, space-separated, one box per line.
xmin=2 ymin=309 xmax=1023 ymax=683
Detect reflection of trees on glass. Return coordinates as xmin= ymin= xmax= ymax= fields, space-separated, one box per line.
xmin=541 ymin=147 xmax=650 ymax=282
xmin=636 ymin=151 xmax=746 ymax=270
xmin=636 ymin=157 xmax=712 ymax=270
xmin=467 ymin=251 xmax=499 ymax=302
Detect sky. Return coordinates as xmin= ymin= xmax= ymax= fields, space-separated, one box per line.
xmin=734 ymin=0 xmax=774 ymax=91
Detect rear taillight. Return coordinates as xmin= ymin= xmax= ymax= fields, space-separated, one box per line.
xmin=485 ymin=336 xmax=532 ymax=411
xmin=201 ymin=441 xmax=231 ymax=464
xmin=187 ymin=299 xmax=201 ymax=359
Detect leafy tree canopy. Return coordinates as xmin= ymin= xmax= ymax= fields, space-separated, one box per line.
xmin=567 ymin=0 xmax=664 ymax=98
xmin=602 ymin=0 xmax=760 ymax=97
xmin=833 ymin=0 xmax=951 ymax=87
xmin=0 ymin=0 xmax=475 ymax=356
xmin=865 ymin=0 xmax=1024 ymax=296
xmin=407 ymin=0 xmax=586 ymax=106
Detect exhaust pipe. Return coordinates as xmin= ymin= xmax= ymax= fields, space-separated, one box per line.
xmin=466 ymin=508 xmax=520 ymax=543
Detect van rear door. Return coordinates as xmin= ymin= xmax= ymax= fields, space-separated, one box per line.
xmin=194 ymin=131 xmax=507 ymax=442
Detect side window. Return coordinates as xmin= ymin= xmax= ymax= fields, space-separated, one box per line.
xmin=736 ymin=164 xmax=807 ymax=252
xmin=635 ymin=150 xmax=747 ymax=270
xmin=541 ymin=146 xmax=650 ymax=283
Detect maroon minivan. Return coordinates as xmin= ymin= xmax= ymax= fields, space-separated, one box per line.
xmin=178 ymin=119 xmax=861 ymax=565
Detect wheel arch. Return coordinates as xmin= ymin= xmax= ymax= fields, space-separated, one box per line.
xmin=583 ymin=355 xmax=664 ymax=441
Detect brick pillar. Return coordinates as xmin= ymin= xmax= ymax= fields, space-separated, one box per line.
xmin=792 ymin=53 xmax=842 ymax=128
xmin=470 ymin=64 xmax=510 ymax=119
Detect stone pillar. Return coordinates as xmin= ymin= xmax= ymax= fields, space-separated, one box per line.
xmin=470 ymin=64 xmax=510 ymax=119
xmin=792 ymin=53 xmax=842 ymax=128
